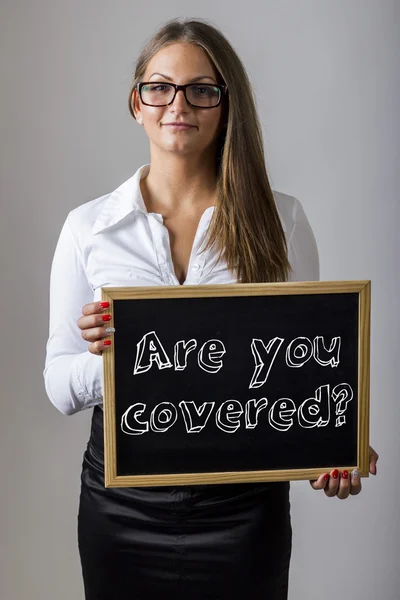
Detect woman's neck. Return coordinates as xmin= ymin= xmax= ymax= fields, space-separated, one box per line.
xmin=141 ymin=151 xmax=218 ymax=215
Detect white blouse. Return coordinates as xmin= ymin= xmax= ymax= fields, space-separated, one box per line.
xmin=43 ymin=164 xmax=320 ymax=416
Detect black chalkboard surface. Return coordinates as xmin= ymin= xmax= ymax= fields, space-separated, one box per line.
xmin=101 ymin=281 xmax=370 ymax=488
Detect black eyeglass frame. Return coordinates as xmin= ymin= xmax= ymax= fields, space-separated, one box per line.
xmin=136 ymin=82 xmax=228 ymax=108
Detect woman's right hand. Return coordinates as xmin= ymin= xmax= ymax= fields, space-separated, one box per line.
xmin=77 ymin=301 xmax=115 ymax=355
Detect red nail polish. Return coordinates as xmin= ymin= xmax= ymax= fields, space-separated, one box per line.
xmin=332 ymin=469 xmax=339 ymax=479
xmin=103 ymin=340 xmax=112 ymax=346
xmin=342 ymin=470 xmax=349 ymax=479
xmin=323 ymin=474 xmax=330 ymax=481
xmin=102 ymin=314 xmax=112 ymax=322
xmin=100 ymin=301 xmax=110 ymax=308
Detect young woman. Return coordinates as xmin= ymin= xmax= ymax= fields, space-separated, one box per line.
xmin=44 ymin=18 xmax=378 ymax=600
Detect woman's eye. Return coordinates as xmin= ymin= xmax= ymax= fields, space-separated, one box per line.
xmin=143 ymin=84 xmax=170 ymax=93
xmin=194 ymin=87 xmax=210 ymax=95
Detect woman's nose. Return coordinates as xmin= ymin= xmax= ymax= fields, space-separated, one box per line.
xmin=170 ymin=89 xmax=190 ymax=110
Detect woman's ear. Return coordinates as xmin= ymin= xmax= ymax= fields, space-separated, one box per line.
xmin=131 ymin=88 xmax=142 ymax=122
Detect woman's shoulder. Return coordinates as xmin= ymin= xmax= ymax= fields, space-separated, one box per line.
xmin=67 ymin=192 xmax=112 ymax=232
xmin=59 ymin=192 xmax=111 ymax=254
xmin=272 ymin=189 xmax=302 ymax=236
xmin=272 ymin=190 xmax=319 ymax=281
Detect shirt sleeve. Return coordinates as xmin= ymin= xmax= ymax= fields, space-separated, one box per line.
xmin=43 ymin=214 xmax=103 ymax=415
xmin=287 ymin=197 xmax=320 ymax=282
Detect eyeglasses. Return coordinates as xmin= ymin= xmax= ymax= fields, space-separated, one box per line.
xmin=137 ymin=82 xmax=227 ymax=108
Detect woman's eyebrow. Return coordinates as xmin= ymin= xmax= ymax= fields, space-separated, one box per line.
xmin=148 ymin=72 xmax=216 ymax=83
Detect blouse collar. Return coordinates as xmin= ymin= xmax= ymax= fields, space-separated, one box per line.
xmin=92 ymin=164 xmax=150 ymax=235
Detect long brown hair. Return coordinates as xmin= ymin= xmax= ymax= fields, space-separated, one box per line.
xmin=128 ymin=18 xmax=291 ymax=283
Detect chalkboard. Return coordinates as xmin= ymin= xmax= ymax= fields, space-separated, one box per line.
xmin=101 ymin=281 xmax=370 ymax=488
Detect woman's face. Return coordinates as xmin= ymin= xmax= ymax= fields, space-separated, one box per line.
xmin=133 ymin=42 xmax=225 ymax=158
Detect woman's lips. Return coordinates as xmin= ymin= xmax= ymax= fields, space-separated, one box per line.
xmin=163 ymin=123 xmax=196 ymax=130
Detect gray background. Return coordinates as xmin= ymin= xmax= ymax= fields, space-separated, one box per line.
xmin=1 ymin=1 xmax=399 ymax=598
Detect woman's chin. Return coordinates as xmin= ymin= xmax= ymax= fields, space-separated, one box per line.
xmin=158 ymin=141 xmax=201 ymax=156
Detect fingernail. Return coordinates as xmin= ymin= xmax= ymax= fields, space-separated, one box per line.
xmin=352 ymin=469 xmax=359 ymax=479
xmin=100 ymin=301 xmax=110 ymax=308
xmin=103 ymin=340 xmax=112 ymax=346
xmin=102 ymin=314 xmax=112 ymax=322
xmin=342 ymin=470 xmax=349 ymax=479
xmin=104 ymin=327 xmax=115 ymax=334
xmin=332 ymin=469 xmax=339 ymax=479
xmin=323 ymin=474 xmax=330 ymax=481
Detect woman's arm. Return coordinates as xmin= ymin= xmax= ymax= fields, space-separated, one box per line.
xmin=43 ymin=215 xmax=103 ymax=415
xmin=286 ymin=198 xmax=380 ymax=496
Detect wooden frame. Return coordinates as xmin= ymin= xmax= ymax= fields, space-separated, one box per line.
xmin=102 ymin=280 xmax=370 ymax=488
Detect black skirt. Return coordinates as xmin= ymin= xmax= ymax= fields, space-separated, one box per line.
xmin=78 ymin=406 xmax=292 ymax=600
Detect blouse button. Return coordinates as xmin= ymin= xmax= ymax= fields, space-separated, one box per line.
xmin=192 ymin=263 xmax=200 ymax=272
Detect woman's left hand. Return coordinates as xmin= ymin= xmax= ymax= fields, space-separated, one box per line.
xmin=309 ymin=446 xmax=379 ymax=499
